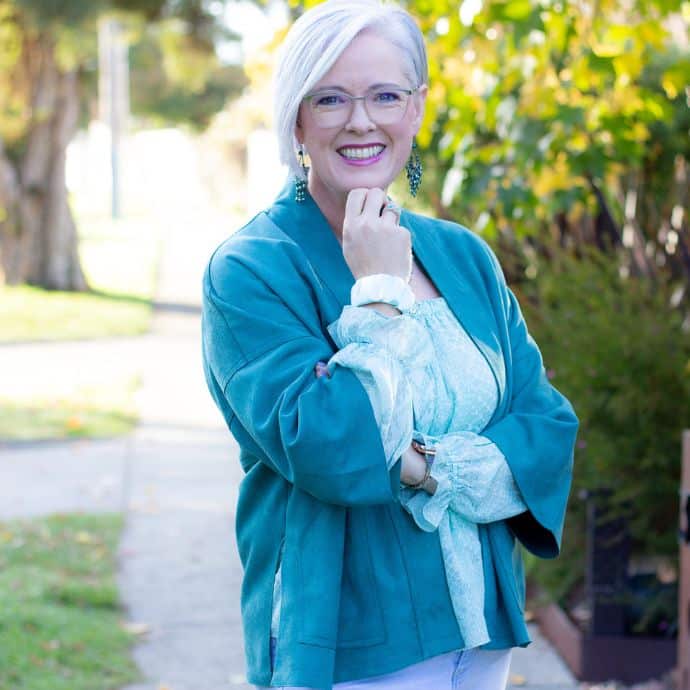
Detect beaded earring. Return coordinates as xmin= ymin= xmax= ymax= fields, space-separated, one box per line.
xmin=295 ymin=146 xmax=308 ymax=202
xmin=405 ymin=139 xmax=423 ymax=197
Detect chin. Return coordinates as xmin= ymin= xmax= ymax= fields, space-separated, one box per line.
xmin=338 ymin=172 xmax=395 ymax=193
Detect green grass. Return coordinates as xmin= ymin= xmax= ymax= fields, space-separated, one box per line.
xmin=0 ymin=287 xmax=152 ymax=343
xmin=0 ymin=513 xmax=142 ymax=690
xmin=77 ymin=211 xmax=160 ymax=300
xmin=0 ymin=378 xmax=140 ymax=441
xmin=0 ymin=208 xmax=161 ymax=343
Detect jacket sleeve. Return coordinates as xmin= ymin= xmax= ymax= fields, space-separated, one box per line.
xmin=479 ymin=244 xmax=579 ymax=558
xmin=201 ymin=253 xmax=402 ymax=508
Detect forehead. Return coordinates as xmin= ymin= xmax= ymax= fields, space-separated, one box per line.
xmin=312 ymin=31 xmax=408 ymax=93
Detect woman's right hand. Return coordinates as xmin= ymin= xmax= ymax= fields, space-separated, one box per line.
xmin=342 ymin=188 xmax=412 ymax=282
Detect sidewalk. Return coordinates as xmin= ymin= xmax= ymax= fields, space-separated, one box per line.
xmin=0 ymin=187 xmax=580 ymax=690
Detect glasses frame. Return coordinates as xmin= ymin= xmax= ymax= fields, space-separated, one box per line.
xmin=303 ymin=84 xmax=420 ymax=128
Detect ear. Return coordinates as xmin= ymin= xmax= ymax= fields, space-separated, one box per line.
xmin=295 ymin=105 xmax=304 ymax=144
xmin=411 ymin=84 xmax=428 ymax=133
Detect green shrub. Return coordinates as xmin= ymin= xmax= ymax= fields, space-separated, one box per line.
xmin=514 ymin=246 xmax=690 ymax=605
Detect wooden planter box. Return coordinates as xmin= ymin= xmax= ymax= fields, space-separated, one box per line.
xmin=535 ymin=601 xmax=676 ymax=684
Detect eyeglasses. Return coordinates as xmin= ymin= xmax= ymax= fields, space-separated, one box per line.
xmin=303 ymin=85 xmax=419 ymax=128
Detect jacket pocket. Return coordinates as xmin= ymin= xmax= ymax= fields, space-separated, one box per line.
xmin=294 ymin=497 xmax=345 ymax=648
xmin=335 ymin=509 xmax=386 ymax=648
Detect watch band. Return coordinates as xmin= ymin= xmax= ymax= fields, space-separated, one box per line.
xmin=407 ymin=439 xmax=438 ymax=495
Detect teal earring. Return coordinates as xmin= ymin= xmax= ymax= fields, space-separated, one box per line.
xmin=295 ymin=146 xmax=308 ymax=203
xmin=405 ymin=139 xmax=423 ymax=197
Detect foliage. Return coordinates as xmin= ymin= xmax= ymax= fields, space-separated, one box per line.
xmin=129 ymin=26 xmax=247 ymax=130
xmin=0 ymin=0 xmax=245 ymax=155
xmin=0 ymin=513 xmax=140 ymax=689
xmin=407 ymin=0 xmax=689 ymax=269
xmin=516 ymin=244 xmax=690 ymax=602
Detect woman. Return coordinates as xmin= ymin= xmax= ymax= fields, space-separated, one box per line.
xmin=201 ymin=1 xmax=578 ymax=688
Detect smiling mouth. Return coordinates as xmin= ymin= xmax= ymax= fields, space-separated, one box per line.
xmin=337 ymin=145 xmax=385 ymax=161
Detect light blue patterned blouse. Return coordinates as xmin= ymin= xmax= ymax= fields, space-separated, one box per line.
xmin=271 ymin=295 xmax=527 ymax=650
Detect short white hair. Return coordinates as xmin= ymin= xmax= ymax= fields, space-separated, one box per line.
xmin=273 ymin=0 xmax=428 ymax=180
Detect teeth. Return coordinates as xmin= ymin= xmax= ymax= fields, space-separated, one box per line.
xmin=339 ymin=145 xmax=384 ymax=160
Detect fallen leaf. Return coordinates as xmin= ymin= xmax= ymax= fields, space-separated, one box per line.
xmin=65 ymin=416 xmax=83 ymax=431
xmin=510 ymin=674 xmax=527 ymax=686
xmin=121 ymin=621 xmax=152 ymax=635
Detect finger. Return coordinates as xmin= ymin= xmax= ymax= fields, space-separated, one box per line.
xmin=381 ymin=200 xmax=402 ymax=224
xmin=345 ymin=188 xmax=367 ymax=219
xmin=380 ymin=208 xmax=400 ymax=226
xmin=314 ymin=361 xmax=331 ymax=379
xmin=361 ymin=188 xmax=387 ymax=222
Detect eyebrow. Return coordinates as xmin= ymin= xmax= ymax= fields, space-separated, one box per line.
xmin=310 ymin=82 xmax=406 ymax=93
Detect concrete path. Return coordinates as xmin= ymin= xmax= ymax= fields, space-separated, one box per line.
xmin=0 ymin=141 xmax=580 ymax=689
xmin=509 ymin=623 xmax=579 ymax=690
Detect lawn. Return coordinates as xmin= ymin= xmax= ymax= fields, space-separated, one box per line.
xmin=0 ymin=204 xmax=160 ymax=440
xmin=0 ymin=377 xmax=140 ymax=441
xmin=0 ymin=287 xmax=152 ymax=343
xmin=0 ymin=513 xmax=141 ymax=690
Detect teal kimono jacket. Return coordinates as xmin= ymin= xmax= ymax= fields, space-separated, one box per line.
xmin=201 ymin=182 xmax=578 ymax=689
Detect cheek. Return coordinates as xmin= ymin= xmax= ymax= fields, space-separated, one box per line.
xmin=390 ymin=124 xmax=415 ymax=158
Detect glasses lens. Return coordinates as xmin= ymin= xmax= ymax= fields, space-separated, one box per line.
xmin=310 ymin=90 xmax=349 ymax=127
xmin=365 ymin=88 xmax=409 ymax=124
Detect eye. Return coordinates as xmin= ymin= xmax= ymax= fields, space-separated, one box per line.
xmin=372 ymin=89 xmax=403 ymax=104
xmin=313 ymin=92 xmax=348 ymax=108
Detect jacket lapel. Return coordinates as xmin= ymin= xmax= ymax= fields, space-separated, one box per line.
xmin=268 ymin=182 xmax=354 ymax=309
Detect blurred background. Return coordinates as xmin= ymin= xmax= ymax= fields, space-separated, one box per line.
xmin=0 ymin=0 xmax=689 ymax=688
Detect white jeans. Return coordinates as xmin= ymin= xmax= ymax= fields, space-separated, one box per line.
xmin=256 ymin=644 xmax=512 ymax=690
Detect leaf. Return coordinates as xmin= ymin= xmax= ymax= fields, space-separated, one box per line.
xmin=120 ymin=621 xmax=152 ymax=635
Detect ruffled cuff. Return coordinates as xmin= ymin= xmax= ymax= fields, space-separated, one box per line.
xmin=400 ymin=430 xmax=527 ymax=530
xmin=327 ymin=305 xmax=433 ymax=368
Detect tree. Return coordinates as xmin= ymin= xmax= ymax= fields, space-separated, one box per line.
xmin=0 ymin=0 xmax=243 ymax=290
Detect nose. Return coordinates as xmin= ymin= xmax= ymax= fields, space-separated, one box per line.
xmin=345 ymin=97 xmax=376 ymax=132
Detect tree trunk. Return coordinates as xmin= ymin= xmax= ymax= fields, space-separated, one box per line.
xmin=0 ymin=35 xmax=87 ymax=291
xmin=0 ymin=140 xmax=21 ymax=283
